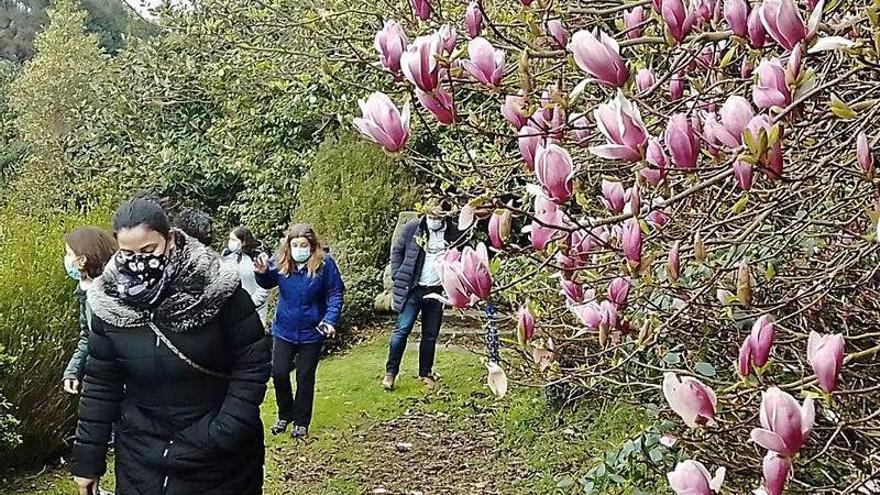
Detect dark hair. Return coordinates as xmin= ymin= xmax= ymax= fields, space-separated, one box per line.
xmin=232 ymin=226 xmax=260 ymax=258
xmin=112 ymin=195 xmax=171 ymax=237
xmin=174 ymin=208 xmax=213 ymax=246
xmin=64 ymin=227 xmax=118 ymax=279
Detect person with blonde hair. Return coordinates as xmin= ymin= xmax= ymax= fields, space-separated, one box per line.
xmin=254 ymin=223 xmax=345 ymax=439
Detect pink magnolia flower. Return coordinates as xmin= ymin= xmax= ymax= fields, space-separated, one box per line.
xmin=535 ymin=144 xmax=577 ymax=204
xmin=438 ymin=24 xmax=457 ymax=54
xmin=561 ymin=279 xmax=586 ymax=304
xmin=667 ymin=241 xmax=681 ymax=281
xmin=460 ymin=243 xmax=492 ymax=301
xmin=737 ymin=314 xmax=775 ymax=376
xmin=518 ymin=125 xmax=543 ymax=170
xmin=642 ymin=138 xmax=669 ymax=186
xmin=724 ymin=0 xmax=749 ymax=37
xmin=763 ymin=451 xmax=791 ymax=495
xmin=600 ymin=179 xmax=626 ymax=213
xmin=667 ymin=460 xmax=726 ymax=495
xmin=410 ymin=0 xmax=432 ymax=20
xmin=759 ymin=0 xmax=808 ymax=51
xmin=807 ymin=331 xmax=844 ymax=394
xmin=400 ymin=35 xmax=441 ymax=92
xmin=353 ymin=92 xmax=410 ymax=152
xmin=433 ymin=251 xmax=472 ymax=308
xmin=733 ymin=160 xmax=754 ymax=191
xmin=591 ymin=91 xmax=648 ymax=162
xmin=665 ymin=113 xmax=699 ymax=170
xmin=753 ymin=58 xmax=792 ymax=110
xmin=462 ymin=37 xmax=505 ymax=87
xmin=517 ymin=305 xmax=535 ymax=342
xmin=571 ymin=300 xmax=604 ymax=330
xmin=465 ymin=1 xmax=483 ymax=38
xmin=635 ymin=68 xmax=656 ymax=93
xmin=648 ymin=197 xmax=670 ymax=228
xmin=623 ymin=7 xmax=647 ymax=39
xmin=416 ymin=87 xmax=455 ymax=125
xmin=600 ymin=300 xmax=619 ymax=330
xmin=621 ymin=218 xmax=642 ymax=266
xmin=608 ymin=277 xmax=631 ymax=307
xmin=502 ymin=92 xmax=529 ymax=130
xmin=745 ymin=114 xmax=785 ymax=178
xmin=786 ymin=43 xmax=803 ymax=84
xmin=705 ymin=95 xmax=755 ymax=148
xmin=530 ymin=194 xmax=564 ymax=250
xmin=857 ymin=131 xmax=874 ymax=175
xmin=652 ymin=0 xmax=663 ymax=13
xmin=669 ymin=73 xmax=685 ymax=102
xmin=568 ymin=29 xmax=629 ymax=87
xmin=662 ymin=0 xmax=696 ymax=43
xmin=531 ymin=88 xmax=566 ymax=139
xmin=748 ymin=7 xmax=767 ymax=47
xmin=663 ymin=372 xmax=717 ymax=428
xmin=569 ymin=113 xmax=592 ymax=147
xmin=488 ymin=209 xmax=512 ymax=250
xmin=546 ymin=19 xmax=569 ymax=48
xmin=520 ymin=0 xmax=532 ymax=5
xmin=750 ymin=387 xmax=814 ymax=456
xmin=375 ymin=20 xmax=408 ymax=75
xmin=741 ymin=58 xmax=753 ymax=78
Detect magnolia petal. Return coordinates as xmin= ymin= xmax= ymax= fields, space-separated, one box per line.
xmin=751 ymin=428 xmax=788 ymax=453
xmin=486 ymin=361 xmax=508 ymax=398
xmin=807 ymin=36 xmax=856 ymax=53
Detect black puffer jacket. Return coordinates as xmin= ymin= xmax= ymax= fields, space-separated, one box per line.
xmin=70 ymin=232 xmax=271 ymax=495
xmin=390 ymin=218 xmax=467 ymax=312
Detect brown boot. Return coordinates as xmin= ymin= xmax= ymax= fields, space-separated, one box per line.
xmin=382 ymin=373 xmax=396 ymax=390
xmin=419 ymin=374 xmax=439 ymax=388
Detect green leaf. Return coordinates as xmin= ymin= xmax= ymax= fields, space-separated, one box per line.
xmin=695 ymin=361 xmax=717 ymax=377
xmin=765 ymin=263 xmax=777 ymax=281
xmin=730 ymin=194 xmax=749 ymax=214
xmin=829 ymin=95 xmax=857 ymax=119
xmin=663 ymin=352 xmax=681 ymax=365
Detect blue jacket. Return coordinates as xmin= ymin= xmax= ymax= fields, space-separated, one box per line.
xmin=255 ymin=256 xmax=345 ymax=344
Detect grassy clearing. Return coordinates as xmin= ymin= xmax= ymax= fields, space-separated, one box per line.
xmin=13 ymin=336 xmax=655 ymax=495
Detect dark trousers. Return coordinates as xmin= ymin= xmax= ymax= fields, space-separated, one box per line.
xmin=272 ymin=337 xmax=322 ymax=427
xmin=386 ymin=285 xmax=444 ymax=377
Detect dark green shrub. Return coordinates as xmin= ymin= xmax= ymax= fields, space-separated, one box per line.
xmin=0 ymin=204 xmax=112 ymax=469
xmin=0 ymin=345 xmax=21 ymax=457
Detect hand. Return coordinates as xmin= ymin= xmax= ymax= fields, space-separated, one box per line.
xmin=254 ymin=254 xmax=269 ymax=274
xmin=63 ymin=378 xmax=81 ymax=395
xmin=74 ymin=476 xmax=99 ymax=495
xmin=318 ymin=322 xmax=336 ymax=339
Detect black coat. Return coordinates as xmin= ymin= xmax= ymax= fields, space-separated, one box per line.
xmin=70 ymin=232 xmax=271 ymax=495
xmin=390 ymin=218 xmax=467 ymax=312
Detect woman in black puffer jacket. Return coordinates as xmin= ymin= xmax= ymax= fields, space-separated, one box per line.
xmin=69 ymin=196 xmax=271 ymax=495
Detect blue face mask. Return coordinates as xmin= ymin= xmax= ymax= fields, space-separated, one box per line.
xmin=64 ymin=256 xmax=81 ymax=281
xmin=292 ymin=247 xmax=311 ymax=264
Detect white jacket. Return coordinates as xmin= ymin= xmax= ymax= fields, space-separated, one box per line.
xmin=222 ymin=251 xmax=269 ymax=325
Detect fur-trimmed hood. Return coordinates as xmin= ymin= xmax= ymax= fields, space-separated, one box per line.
xmin=88 ymin=230 xmax=240 ymax=332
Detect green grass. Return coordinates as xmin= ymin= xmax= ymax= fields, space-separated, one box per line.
xmin=13 ymin=337 xmax=656 ymax=495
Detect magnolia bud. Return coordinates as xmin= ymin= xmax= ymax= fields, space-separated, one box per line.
xmin=599 ymin=324 xmax=609 ymax=347
xmin=737 ymin=260 xmax=752 ymax=307
xmin=518 ymin=50 xmax=532 ymax=93
xmin=694 ymin=232 xmax=706 ymax=263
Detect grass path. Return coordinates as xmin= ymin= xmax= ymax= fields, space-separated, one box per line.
xmin=13 ymin=333 xmax=653 ymax=495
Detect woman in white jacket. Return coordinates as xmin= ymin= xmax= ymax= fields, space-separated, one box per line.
xmin=222 ymin=226 xmax=269 ymax=325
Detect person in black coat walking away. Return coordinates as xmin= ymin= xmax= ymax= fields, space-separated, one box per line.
xmin=173 ymin=207 xmax=214 ymax=247
xmin=254 ymin=223 xmax=344 ymax=440
xmin=61 ymin=227 xmax=117 ymax=395
xmin=382 ymin=199 xmax=466 ymax=390
xmin=70 ymin=196 xmax=271 ymax=495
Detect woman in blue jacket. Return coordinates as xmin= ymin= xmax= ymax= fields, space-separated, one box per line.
xmin=254 ymin=223 xmax=344 ymax=439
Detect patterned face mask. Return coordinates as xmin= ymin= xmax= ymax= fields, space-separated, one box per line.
xmin=114 ymin=248 xmax=178 ymax=309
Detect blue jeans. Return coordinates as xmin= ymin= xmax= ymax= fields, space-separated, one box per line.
xmin=385 ymin=285 xmax=444 ymax=377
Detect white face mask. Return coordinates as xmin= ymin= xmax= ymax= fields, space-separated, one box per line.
xmin=292 ymin=247 xmax=311 ymax=263
xmin=426 ymin=217 xmax=444 ymax=231
xmin=228 ymin=239 xmax=242 ymax=253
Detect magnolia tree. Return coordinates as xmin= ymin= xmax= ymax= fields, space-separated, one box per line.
xmin=344 ymin=0 xmax=880 ymax=491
